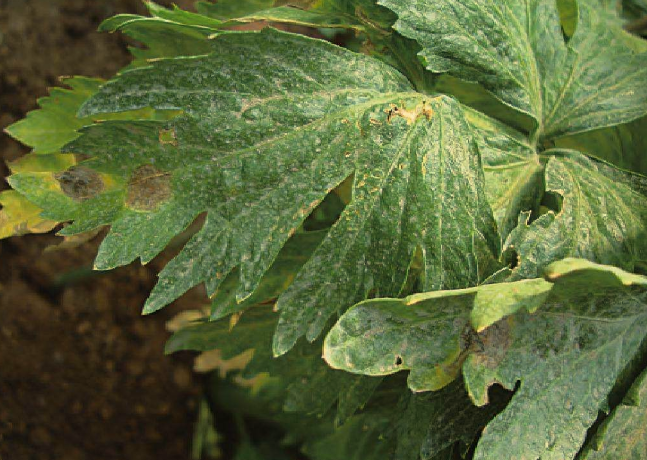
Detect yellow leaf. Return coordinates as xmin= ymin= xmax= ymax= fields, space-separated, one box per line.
xmin=0 ymin=190 xmax=57 ymax=239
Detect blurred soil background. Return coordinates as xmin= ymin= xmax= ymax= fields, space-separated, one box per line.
xmin=0 ymin=1 xmax=209 ymax=459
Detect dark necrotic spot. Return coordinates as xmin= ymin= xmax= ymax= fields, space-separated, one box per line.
xmin=471 ymin=319 xmax=512 ymax=369
xmin=126 ymin=164 xmax=172 ymax=212
xmin=55 ymin=166 xmax=104 ymax=202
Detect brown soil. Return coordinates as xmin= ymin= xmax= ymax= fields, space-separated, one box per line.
xmin=0 ymin=1 xmax=206 ymax=459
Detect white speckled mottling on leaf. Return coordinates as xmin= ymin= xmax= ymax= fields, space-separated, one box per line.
xmin=379 ymin=0 xmax=647 ymax=139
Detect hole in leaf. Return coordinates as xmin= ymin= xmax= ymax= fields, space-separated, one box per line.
xmin=539 ymin=191 xmax=563 ymax=215
xmin=394 ymin=355 xmax=403 ymax=366
xmin=502 ymin=247 xmax=519 ymax=270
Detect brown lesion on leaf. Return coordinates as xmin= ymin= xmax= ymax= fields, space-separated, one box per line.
xmin=461 ymin=318 xmax=512 ymax=369
xmin=126 ymin=164 xmax=172 ymax=212
xmin=158 ymin=128 xmax=178 ymax=146
xmin=54 ymin=166 xmax=104 ymax=202
xmin=385 ymin=101 xmax=434 ymax=125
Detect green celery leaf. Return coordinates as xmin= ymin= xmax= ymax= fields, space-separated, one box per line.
xmin=221 ymin=6 xmax=367 ymax=31
xmin=582 ymin=0 xmax=624 ymax=22
xmin=281 ymin=351 xmax=382 ymax=422
xmin=580 ymin=0 xmax=647 ymax=53
xmin=323 ymin=278 xmax=552 ymax=391
xmin=166 ymin=305 xmax=380 ymax=423
xmin=228 ymin=378 xmax=397 ymax=460
xmin=3 ymin=77 xmax=170 ymax=239
xmin=214 ymin=0 xmax=395 ymax=31
xmin=201 ymin=260 xmax=646 ymax=459
xmin=300 ymin=411 xmax=394 ymax=460
xmin=98 ymin=9 xmax=220 ymax=68
xmin=144 ymin=1 xmax=224 ymax=27
xmin=463 ymin=107 xmax=543 ymax=242
xmin=213 ymin=0 xmax=436 ymax=92
xmin=4 ymin=76 xmax=173 ymax=154
xmin=273 ymin=88 xmax=499 ymax=354
xmin=580 ymin=366 xmax=647 ymax=459
xmin=208 ymin=341 xmax=507 ymax=460
xmin=196 ymin=0 xmax=276 ymax=20
xmin=301 ymin=377 xmax=507 ymax=460
xmin=209 ymin=230 xmax=327 ymax=320
xmin=325 ymin=258 xmax=647 ymax=384
xmin=325 ymin=258 xmax=647 ymax=458
xmin=555 ymin=115 xmax=647 ymax=175
xmin=205 ymin=1 xmax=434 ymax=92
xmin=465 ymin=285 xmax=647 ymax=459
xmin=182 ymin=307 xmax=510 ymax=459
xmin=393 ymin=378 xmax=510 ymax=459
xmin=379 ymin=0 xmax=647 ymax=139
xmin=543 ymin=257 xmax=647 ymax=288
xmin=7 ymin=153 xmax=75 ymax=175
xmin=165 ymin=307 xmax=277 ymax=360
xmin=5 ymin=77 xmax=109 ymax=154
xmin=14 ymin=29 xmax=498 ymax=356
xmin=433 ymin=75 xmax=536 ymax=134
xmin=506 ymin=150 xmax=647 ymax=280
xmin=332 ymin=374 xmax=382 ymax=426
